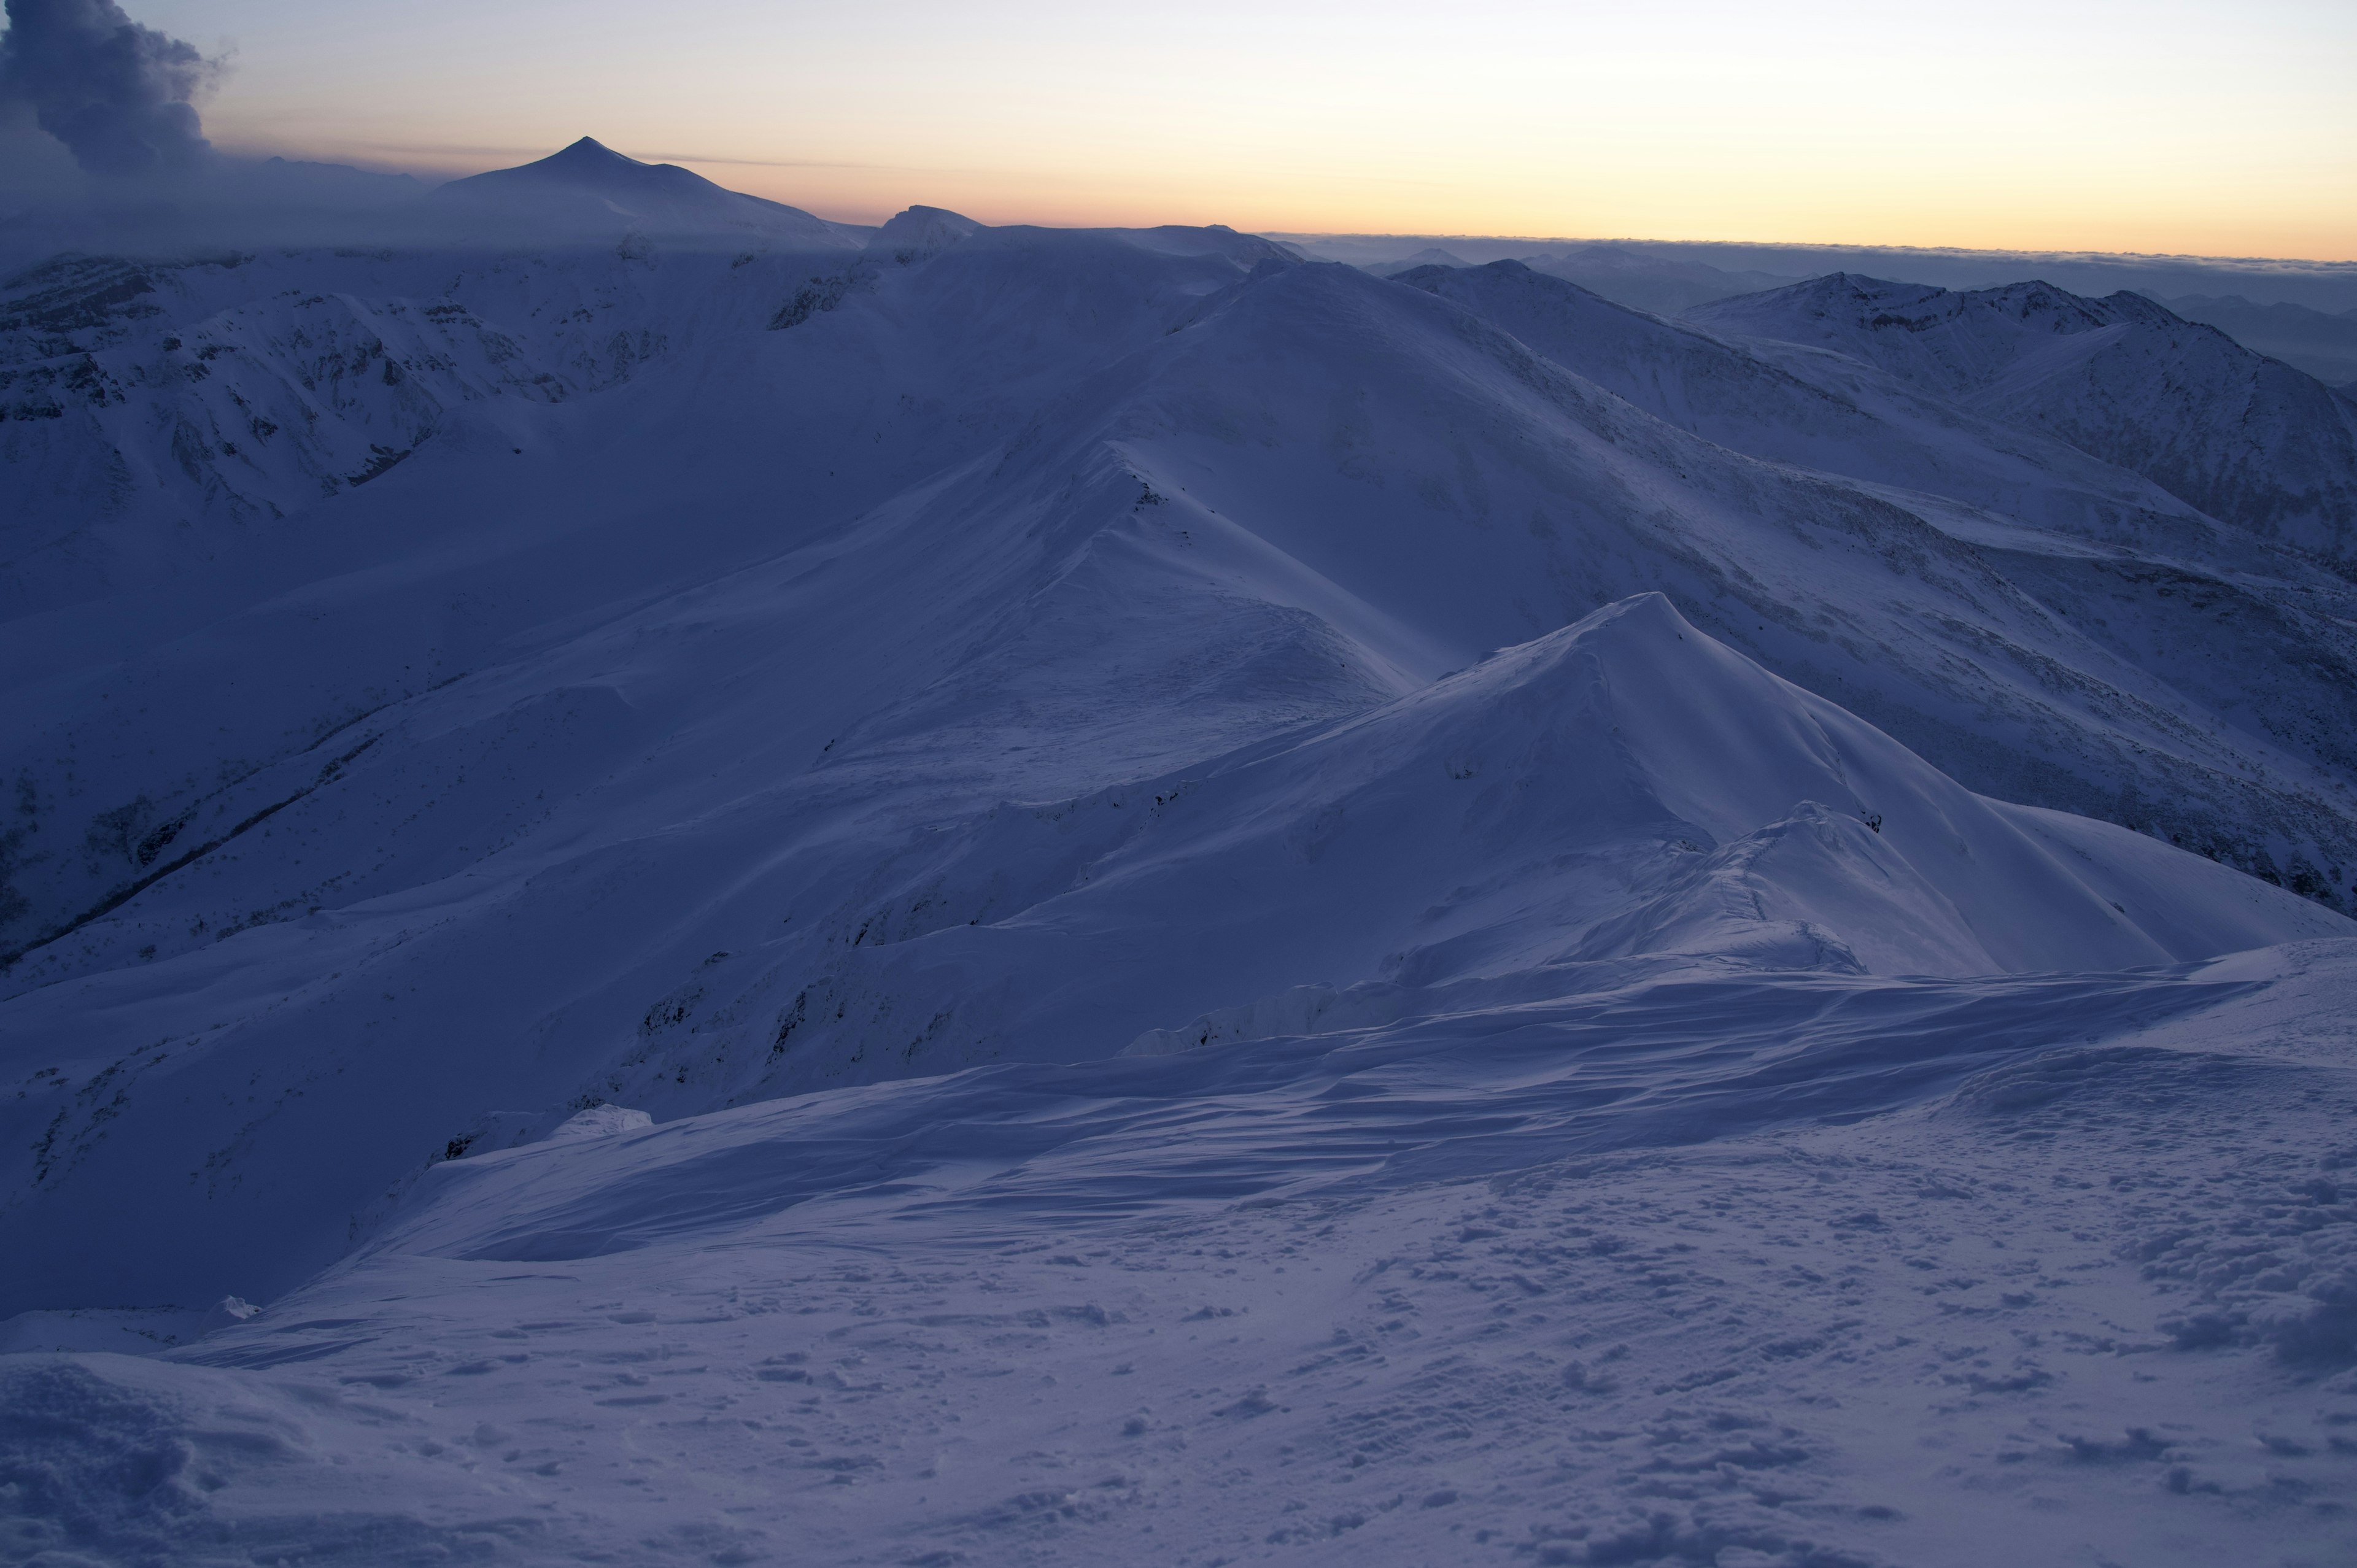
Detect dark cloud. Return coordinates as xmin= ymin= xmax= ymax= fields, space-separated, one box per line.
xmin=0 ymin=0 xmax=216 ymax=177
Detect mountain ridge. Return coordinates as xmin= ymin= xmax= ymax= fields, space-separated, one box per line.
xmin=1689 ymin=272 xmax=2357 ymax=559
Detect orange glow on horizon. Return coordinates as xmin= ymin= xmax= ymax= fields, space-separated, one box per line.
xmin=144 ymin=0 xmax=2357 ymax=265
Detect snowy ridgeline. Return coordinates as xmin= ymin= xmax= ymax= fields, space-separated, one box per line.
xmin=4 ymin=154 xmax=2357 ymax=1566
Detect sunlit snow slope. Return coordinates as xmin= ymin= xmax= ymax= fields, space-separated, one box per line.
xmin=4 ymin=187 xmax=2357 ymax=1568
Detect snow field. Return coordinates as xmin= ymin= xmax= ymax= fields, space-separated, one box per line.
xmin=9 ymin=944 xmax=2357 ymax=1566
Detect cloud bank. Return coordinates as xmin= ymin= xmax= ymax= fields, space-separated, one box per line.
xmin=0 ymin=0 xmax=215 ymax=177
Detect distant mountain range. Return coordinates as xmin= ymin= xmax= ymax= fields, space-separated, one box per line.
xmin=1517 ymin=243 xmax=1800 ymax=315
xmin=1383 ymin=242 xmax=1804 ymax=316
xmin=2156 ymin=293 xmax=2357 ymax=388
xmin=1291 ymin=233 xmax=2357 ymax=382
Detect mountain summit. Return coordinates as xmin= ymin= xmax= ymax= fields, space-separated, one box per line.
xmin=498 ymin=136 xmax=670 ymax=185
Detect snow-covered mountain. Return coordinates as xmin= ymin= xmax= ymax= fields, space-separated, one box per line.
xmin=0 ymin=138 xmax=888 ymax=612
xmin=2161 ymin=293 xmax=2357 ymax=387
xmin=431 ymin=136 xmax=867 ymax=250
xmin=864 ymin=203 xmax=982 ymax=264
xmin=1689 ymin=274 xmax=2357 ymax=560
xmin=0 ymin=245 xmax=746 ymax=607
xmin=5 ymin=194 xmax=2357 ymax=1566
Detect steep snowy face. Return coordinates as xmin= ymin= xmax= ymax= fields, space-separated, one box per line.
xmin=2163 ymin=293 xmax=2357 ymax=387
xmin=865 ymin=205 xmax=982 ymax=265
xmin=1689 ymin=274 xmax=2357 ymax=558
xmin=815 ymin=595 xmax=2339 ymax=1018
xmin=1392 ymin=261 xmax=2357 ymax=818
xmin=0 ymin=243 xmax=853 ymax=611
xmin=1398 ymin=261 xmax=2230 ymax=549
xmin=1124 ymin=260 xmax=2357 ymax=902
xmin=430 ymin=137 xmax=865 ymax=250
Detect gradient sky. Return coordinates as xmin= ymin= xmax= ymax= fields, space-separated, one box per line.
xmin=131 ymin=0 xmax=2357 ymax=258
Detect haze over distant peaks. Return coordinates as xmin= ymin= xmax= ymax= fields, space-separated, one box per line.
xmin=1374 ymin=247 xmax=1471 ymax=276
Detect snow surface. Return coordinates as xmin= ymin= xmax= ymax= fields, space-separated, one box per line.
xmin=8 ymin=946 xmax=2357 ymax=1566
xmin=5 ymin=164 xmax=2357 ymax=1566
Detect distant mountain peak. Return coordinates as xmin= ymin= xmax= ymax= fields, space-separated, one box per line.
xmin=470 ymin=137 xmax=692 ymax=193
xmin=536 ymin=136 xmax=641 ymax=171
xmin=430 ymin=138 xmax=866 ymax=250
xmin=866 ymin=205 xmax=982 ymax=263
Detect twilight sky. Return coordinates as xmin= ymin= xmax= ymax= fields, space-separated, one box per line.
xmin=72 ymin=0 xmax=2357 ymax=256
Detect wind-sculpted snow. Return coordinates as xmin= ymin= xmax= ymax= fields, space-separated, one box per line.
xmin=382 ymin=961 xmax=2281 ymax=1265
xmin=1689 ymin=274 xmax=2357 ymax=560
xmin=6 ymin=946 xmax=2355 ymax=1566
xmin=5 ymin=190 xmax=2357 ymax=1565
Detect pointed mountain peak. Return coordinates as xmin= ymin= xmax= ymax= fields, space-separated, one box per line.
xmin=438 ymin=137 xmax=681 ymax=193
xmin=437 ymin=137 xmax=720 ymax=204
xmin=866 ymin=205 xmax=982 ymax=263
xmin=515 ymin=137 xmax=670 ymax=181
xmin=872 ymin=205 xmax=980 ymax=238
xmin=544 ymin=136 xmax=642 ymax=169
